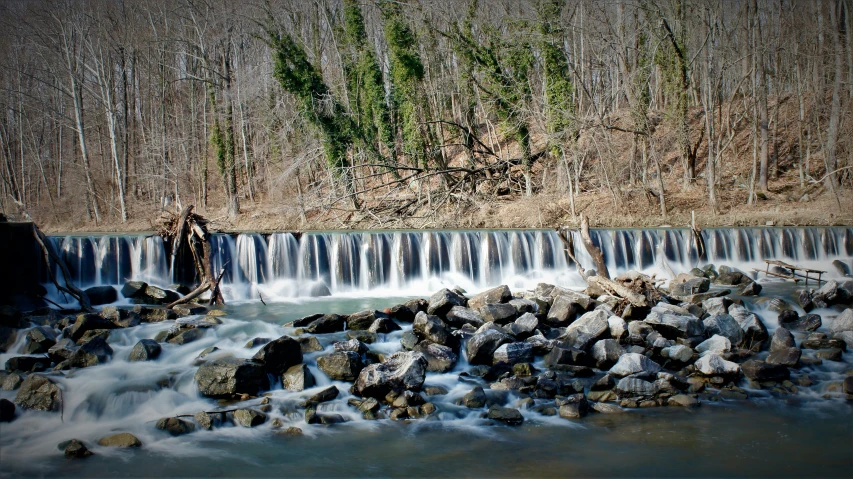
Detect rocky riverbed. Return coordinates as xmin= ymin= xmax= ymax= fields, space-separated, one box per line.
xmin=1 ymin=267 xmax=852 ymax=473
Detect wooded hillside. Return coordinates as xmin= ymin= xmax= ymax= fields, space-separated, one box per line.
xmin=0 ymin=0 xmax=851 ymax=230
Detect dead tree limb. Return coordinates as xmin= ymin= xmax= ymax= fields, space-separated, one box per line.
xmin=588 ymin=276 xmax=648 ymax=307
xmin=557 ymin=228 xmax=587 ymax=278
xmin=580 ymin=214 xmax=610 ymax=280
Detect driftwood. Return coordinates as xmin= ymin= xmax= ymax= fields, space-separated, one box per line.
xmin=161 ymin=205 xmax=221 ymax=309
xmin=580 ymin=214 xmax=610 ymax=279
xmin=691 ymin=211 xmax=706 ymax=261
xmin=587 ymin=275 xmax=648 ymax=307
xmin=556 ymin=228 xmax=586 ymax=277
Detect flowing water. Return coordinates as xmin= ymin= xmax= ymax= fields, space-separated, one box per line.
xmin=2 ymin=227 xmax=852 ymax=477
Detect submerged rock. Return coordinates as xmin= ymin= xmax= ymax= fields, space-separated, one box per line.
xmin=97 ymin=433 xmax=141 ymax=448
xmin=156 ymin=417 xmax=196 ymax=436
xmin=233 ymin=409 xmax=267 ymax=427
xmin=61 ymin=439 xmax=93 ymax=458
xmin=487 ymin=406 xmax=524 ymax=425
xmin=129 ymin=339 xmax=161 ymax=362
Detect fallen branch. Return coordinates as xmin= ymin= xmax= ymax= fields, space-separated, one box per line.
xmin=587 ymin=275 xmax=648 ymax=307
xmin=580 ymin=214 xmax=610 ymax=280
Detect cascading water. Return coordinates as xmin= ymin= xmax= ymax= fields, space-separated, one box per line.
xmin=46 ymin=227 xmax=853 ymax=303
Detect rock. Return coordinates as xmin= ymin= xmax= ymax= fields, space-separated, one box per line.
xmin=591 ymin=339 xmax=625 ymax=368
xmin=667 ymin=394 xmax=699 ymax=407
xmin=97 ymin=433 xmax=141 ymax=448
xmin=780 ymin=313 xmax=822 ymax=332
xmin=156 ymin=417 xmax=196 ymax=436
xmin=387 ymin=304 xmax=416 ymax=323
xmin=165 ymin=327 xmax=204 ymax=345
xmin=466 ymin=329 xmax=513 ymax=365
xmin=62 ymin=439 xmax=93 ymax=458
xmin=591 ymin=402 xmax=623 ymax=414
xmin=282 ymin=364 xmax=316 ymax=392
xmin=616 ymin=377 xmax=659 ymax=398
xmin=762 ymin=297 xmax=794 ymax=313
xmin=413 ymin=312 xmax=455 ymax=348
xmin=400 ymin=330 xmax=420 ymax=350
xmin=14 ymin=374 xmax=60 ymax=411
xmin=564 ymin=309 xmax=610 ymax=348
xmin=507 ymin=313 xmax=539 ymax=338
xmin=252 ymin=335 xmax=303 ymax=375
xmin=129 ymin=339 xmax=161 ymax=362
xmin=132 ymin=305 xmax=177 ymax=323
xmin=445 ymin=307 xmax=484 ymax=329
xmin=479 ymin=303 xmax=517 ymax=324
xmin=715 ymin=271 xmax=753 ymax=286
xmin=5 ymin=356 xmax=50 ymax=373
xmin=334 ymin=338 xmax=369 ymax=354
xmin=64 ymin=336 xmax=113 ymax=368
xmin=492 ymin=342 xmax=533 ymax=365
xmin=732 ymin=312 xmax=769 ymax=346
xmin=766 ymin=347 xmax=801 ymax=367
xmin=369 ymin=317 xmax=401 ymax=334
xmin=694 ymin=354 xmax=741 ymax=376
xmin=296 ymin=336 xmax=323 ymax=353
xmin=844 ymin=376 xmax=853 ymax=395
xmin=305 ymin=408 xmax=346 ymax=425
xmin=304 ymin=314 xmax=346 ymax=334
xmin=644 ymin=306 xmax=704 ymax=339
xmin=815 ymin=348 xmax=843 ymax=361
xmin=771 ymin=327 xmax=796 ymax=352
xmin=301 ymin=385 xmax=339 ymax=406
xmin=47 ymin=338 xmax=78 ymax=363
xmin=84 ymin=286 xmax=118 ymax=305
xmin=741 ymin=282 xmax=762 ymax=296
xmin=121 ymin=281 xmax=148 ymax=298
xmin=353 ymin=351 xmax=427 ymax=398
xmin=546 ymin=294 xmax=581 ymax=327
xmin=468 ymin=285 xmax=512 ymax=310
xmin=0 ymin=326 xmax=17 ymax=353
xmin=346 ymin=330 xmax=378 ymax=344
xmin=172 ymin=303 xmax=208 ymax=317
xmin=742 ymin=359 xmax=790 ymax=381
xmin=695 ymin=335 xmax=732 ymax=357
xmin=347 ymin=310 xmax=388 ymax=331
xmin=195 ymin=357 xmax=269 ymax=398
xmin=829 ymin=309 xmax=853 ymax=334
xmin=0 ymin=398 xmax=15 ymax=422
xmin=68 ymin=314 xmax=116 ymax=342
xmin=281 ymin=426 xmax=304 ymax=435
xmin=670 ymin=274 xmax=711 ymax=296
xmin=833 ymin=331 xmax=853 ymax=349
xmin=194 ymin=411 xmax=224 ymax=430
xmin=558 ymin=401 xmax=589 ymax=419
xmin=509 ymin=298 xmax=537 ymax=315
xmin=427 ymin=288 xmax=467 ymax=316
xmin=244 ymin=337 xmax=272 ymax=349
xmin=231 ymin=408 xmax=267 ymax=427
xmin=317 ymin=352 xmax=364 ymax=381
xmin=1 ymin=373 xmax=22 ymax=390
xmin=414 ymin=342 xmax=458 ymax=373
xmin=543 ymin=346 xmax=587 ymax=368
xmin=662 ymin=344 xmax=694 ymax=363
xmin=487 ymin=406 xmax=524 ymax=425
xmin=801 ymin=333 xmax=847 ymax=351
xmin=143 ymin=285 xmax=181 ymax=304
xmin=462 ymin=386 xmax=487 ymax=408
xmin=23 ymin=326 xmax=58 ymax=354
xmin=703 ymin=314 xmax=744 ymax=346
xmin=608 ymin=353 xmax=661 ymax=377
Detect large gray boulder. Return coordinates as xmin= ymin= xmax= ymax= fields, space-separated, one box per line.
xmin=347 ymin=310 xmax=389 ymax=331
xmin=703 ymin=314 xmax=744 ymax=346
xmin=444 ymin=306 xmax=484 ymax=329
xmin=427 ymin=288 xmax=467 ymax=316
xmin=156 ymin=417 xmax=196 ymax=436
xmin=487 ymin=406 xmax=524 ymax=425
xmin=282 ymin=364 xmax=316 ymax=391
xmin=413 ymin=312 xmax=455 ymax=348
xmin=316 ymin=351 xmax=364 ymax=381
xmin=23 ymin=326 xmax=58 ymax=354
xmin=670 ymin=273 xmax=711 ymax=296
xmin=479 ymin=303 xmax=517 ymax=325
xmin=414 ymin=342 xmax=458 ymax=373
xmin=63 ymin=336 xmax=113 ymax=368
xmin=545 ymin=294 xmax=581 ymax=327
xmin=353 ymin=351 xmax=427 ymax=398
xmin=129 ymin=339 xmax=161 ymax=362
xmin=608 ymin=353 xmax=661 ymax=377
xmin=741 ymin=360 xmax=789 ymax=382
xmin=563 ymin=309 xmax=610 ymax=349
xmin=694 ymin=354 xmax=740 ymax=376
xmin=644 ymin=305 xmax=704 ymax=339
xmin=695 ymin=335 xmax=731 ymax=357
xmin=770 ymin=327 xmax=796 ymax=352
xmin=468 ymin=285 xmax=512 ymax=310
xmin=252 ymin=335 xmax=303 ymax=375
xmin=195 ymin=357 xmax=269 ymax=398
xmin=829 ymin=309 xmax=853 ymax=334
xmin=615 ymin=377 xmax=659 ymax=398
xmin=304 ymin=314 xmax=346 ymax=334
xmin=766 ymin=347 xmax=801 ymax=367
xmin=466 ymin=329 xmax=512 ymax=365
xmin=591 ymin=339 xmax=625 ymax=369
xmin=492 ymin=342 xmax=533 ymax=365
xmin=68 ymin=313 xmax=117 ymax=342
xmin=462 ymin=386 xmax=487 ymax=408
xmin=15 ymin=374 xmax=61 ymax=411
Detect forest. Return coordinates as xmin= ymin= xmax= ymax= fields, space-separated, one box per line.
xmin=0 ymin=0 xmax=851 ymax=231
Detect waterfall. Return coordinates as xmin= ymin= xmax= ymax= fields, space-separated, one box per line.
xmin=46 ymin=227 xmax=853 ymax=302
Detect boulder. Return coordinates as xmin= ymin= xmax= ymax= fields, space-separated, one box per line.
xmin=445 ymin=306 xmax=484 ymax=329
xmin=195 ymin=357 xmax=269 ymax=398
xmin=233 ymin=409 xmax=267 ymax=427
xmin=695 ymin=335 xmax=732 ymax=357
xmin=301 ymin=385 xmax=339 ymax=406
xmin=662 ymin=344 xmax=695 ymax=363
xmin=779 ymin=312 xmax=822 ymax=332
xmin=129 ymin=339 xmax=161 ymax=362
xmin=252 ymin=335 xmax=303 ymax=375
xmin=387 ymin=304 xmax=416 ymax=323
xmin=414 ymin=342 xmax=458 ymax=373
xmin=466 ymin=329 xmax=513 ymax=365
xmin=492 ymin=342 xmax=534 ymax=365
xmin=815 ymin=348 xmax=843 ymax=361
xmin=667 ymin=394 xmax=700 ymax=408
xmin=741 ymin=360 xmax=790 ymax=382
xmin=702 ymin=297 xmax=732 ymax=316
xmin=84 ymin=286 xmax=118 ymax=305
xmin=427 ymin=288 xmax=467 ymax=316
xmin=194 ymin=411 xmax=224 ymax=430
xmin=143 ymin=285 xmax=181 ymax=304
xmin=368 ymin=317 xmax=401 ymax=334
xmin=5 ymin=356 xmax=51 ymax=373
xmin=543 ymin=346 xmax=587 ymax=368
xmin=97 ymin=433 xmax=141 ymax=448
xmin=347 ymin=310 xmax=389 ymax=331
xmin=829 ymin=309 xmax=853 ymax=334
xmin=1 ymin=373 xmax=22 ymax=390
xmin=591 ymin=339 xmax=625 ymax=369
xmin=766 ymin=347 xmax=801 ymax=367
xmin=64 ymin=336 xmax=113 ymax=368
xmin=694 ymin=354 xmax=740 ymax=376
xmin=608 ymin=353 xmax=661 ymax=377
xmin=68 ymin=313 xmax=117 ymax=342
xmin=545 ymin=294 xmax=581 ymax=327
xmin=615 ymin=377 xmax=659 ymax=398
xmin=0 ymin=326 xmax=17 ymax=353
xmin=715 ymin=271 xmax=753 ymax=286
xmin=487 ymin=406 xmax=524 ymax=425
xmin=468 ymin=285 xmax=512 ymax=310
xmin=563 ymin=309 xmax=610 ymax=348
xmin=47 ymin=338 xmax=78 ymax=363
xmin=23 ymin=326 xmax=58 ymax=354
xmin=334 ymin=338 xmax=369 ymax=355
xmin=462 ymin=386 xmax=487 ymax=408
xmin=670 ymin=274 xmax=711 ymax=296
xmin=509 ymin=298 xmax=538 ymax=315
xmin=296 ymin=336 xmax=323 ymax=353
xmin=479 ymin=303 xmax=517 ymax=325
xmin=608 ymin=316 xmax=628 ymax=340
xmin=317 ymin=352 xmax=364 ymax=381
xmin=61 ymin=439 xmax=93 ymax=458
xmin=353 ymin=351 xmax=427 ymax=398
xmin=282 ymin=364 xmax=316 ymax=392
xmin=303 ymin=314 xmax=346 ymax=334
xmin=644 ymin=305 xmax=704 ymax=339
xmin=732 ymin=312 xmax=769 ymax=346
xmin=770 ymin=327 xmax=796 ymax=352
xmin=703 ymin=314 xmax=744 ymax=346
xmin=155 ymin=417 xmax=196 ymax=436
xmin=741 ymin=282 xmax=762 ymax=296
xmin=557 ymin=394 xmax=589 ymax=419
xmin=172 ymin=303 xmax=208 ymax=317
xmin=121 ymin=281 xmax=148 ymax=298
xmin=0 ymin=398 xmax=15 ymax=422
xmin=413 ymin=312 xmax=454 ymax=347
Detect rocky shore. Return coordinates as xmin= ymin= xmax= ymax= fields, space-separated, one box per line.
xmin=1 ymin=267 xmax=853 ymax=460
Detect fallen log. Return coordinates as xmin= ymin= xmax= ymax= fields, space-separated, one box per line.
xmin=587 ymin=275 xmax=648 ymax=307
